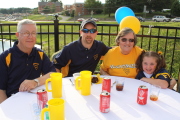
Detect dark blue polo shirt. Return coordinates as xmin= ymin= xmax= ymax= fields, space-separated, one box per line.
xmin=135 ymin=68 xmax=171 ymax=86
xmin=0 ymin=41 xmax=56 ymax=97
xmin=53 ymin=37 xmax=110 ymax=77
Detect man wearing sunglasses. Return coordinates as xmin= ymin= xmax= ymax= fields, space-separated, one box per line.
xmin=53 ymin=19 xmax=110 ymax=77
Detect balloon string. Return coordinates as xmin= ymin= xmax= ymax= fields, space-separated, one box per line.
xmin=148 ymin=25 xmax=154 ymax=34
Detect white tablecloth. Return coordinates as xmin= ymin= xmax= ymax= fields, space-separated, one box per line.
xmin=0 ymin=76 xmax=180 ymax=120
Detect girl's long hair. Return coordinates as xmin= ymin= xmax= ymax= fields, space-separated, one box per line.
xmin=136 ymin=51 xmax=166 ymax=74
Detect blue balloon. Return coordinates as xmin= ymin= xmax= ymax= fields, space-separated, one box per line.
xmin=115 ymin=7 xmax=135 ymax=24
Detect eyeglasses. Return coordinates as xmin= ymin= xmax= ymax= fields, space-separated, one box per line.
xmin=121 ymin=38 xmax=135 ymax=42
xmin=81 ymin=29 xmax=97 ymax=33
xmin=19 ymin=32 xmax=37 ymax=37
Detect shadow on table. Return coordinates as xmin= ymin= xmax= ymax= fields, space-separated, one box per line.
xmin=84 ymin=94 xmax=122 ymax=120
xmin=111 ymin=89 xmax=142 ymax=119
xmin=144 ymin=95 xmax=180 ymax=119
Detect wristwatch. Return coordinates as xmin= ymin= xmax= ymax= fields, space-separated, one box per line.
xmin=34 ymin=79 xmax=39 ymax=87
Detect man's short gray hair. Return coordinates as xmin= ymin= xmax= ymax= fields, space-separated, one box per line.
xmin=17 ymin=19 xmax=37 ymax=32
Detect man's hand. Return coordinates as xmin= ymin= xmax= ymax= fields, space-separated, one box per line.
xmin=0 ymin=90 xmax=7 ymax=104
xmin=19 ymin=72 xmax=53 ymax=92
xmin=19 ymin=79 xmax=37 ymax=92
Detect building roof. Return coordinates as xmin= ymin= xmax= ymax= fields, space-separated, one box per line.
xmin=38 ymin=2 xmax=61 ymax=6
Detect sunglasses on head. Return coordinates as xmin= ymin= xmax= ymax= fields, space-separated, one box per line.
xmin=121 ymin=38 xmax=135 ymax=42
xmin=81 ymin=29 xmax=97 ymax=33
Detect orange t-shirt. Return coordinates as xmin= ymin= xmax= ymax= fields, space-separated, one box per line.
xmin=100 ymin=46 xmax=143 ymax=78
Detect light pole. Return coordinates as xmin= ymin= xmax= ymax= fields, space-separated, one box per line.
xmin=91 ymin=10 xmax=94 ymax=18
xmin=73 ymin=0 xmax=76 ymax=23
xmin=143 ymin=5 xmax=146 ymax=18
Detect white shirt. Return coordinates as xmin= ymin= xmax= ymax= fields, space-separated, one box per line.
xmin=143 ymin=71 xmax=152 ymax=78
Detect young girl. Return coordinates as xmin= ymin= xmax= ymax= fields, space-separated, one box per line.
xmin=135 ymin=51 xmax=176 ymax=89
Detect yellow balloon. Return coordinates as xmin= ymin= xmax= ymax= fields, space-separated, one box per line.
xmin=120 ymin=16 xmax=141 ymax=34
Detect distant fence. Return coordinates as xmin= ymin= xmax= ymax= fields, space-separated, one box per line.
xmin=0 ymin=15 xmax=180 ymax=92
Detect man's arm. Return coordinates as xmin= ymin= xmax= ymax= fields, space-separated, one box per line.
xmin=53 ymin=46 xmax=70 ymax=71
xmin=19 ymin=72 xmax=54 ymax=92
xmin=0 ymin=90 xmax=7 ymax=104
xmin=0 ymin=52 xmax=9 ymax=104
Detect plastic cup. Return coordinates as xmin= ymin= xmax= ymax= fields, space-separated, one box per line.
xmin=75 ymin=71 xmax=92 ymax=96
xmin=150 ymin=85 xmax=161 ymax=101
xmin=41 ymin=98 xmax=65 ymax=120
xmin=73 ymin=73 xmax=80 ymax=90
xmin=116 ymin=79 xmax=124 ymax=91
xmin=45 ymin=73 xmax=62 ymax=98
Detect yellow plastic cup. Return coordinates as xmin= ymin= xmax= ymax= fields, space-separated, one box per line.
xmin=46 ymin=73 xmax=62 ymax=98
xmin=75 ymin=71 xmax=92 ymax=96
xmin=41 ymin=98 xmax=65 ymax=120
xmin=73 ymin=73 xmax=80 ymax=90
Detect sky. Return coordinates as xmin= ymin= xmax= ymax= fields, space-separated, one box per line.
xmin=0 ymin=0 xmax=105 ymax=9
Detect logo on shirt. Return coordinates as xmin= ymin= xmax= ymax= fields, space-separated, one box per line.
xmin=33 ymin=63 xmax=39 ymax=70
xmin=110 ymin=64 xmax=136 ymax=75
xmin=123 ymin=68 xmax=130 ymax=75
xmin=94 ymin=54 xmax=98 ymax=60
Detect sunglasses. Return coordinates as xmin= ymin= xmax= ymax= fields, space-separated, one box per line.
xmin=121 ymin=38 xmax=135 ymax=42
xmin=81 ymin=29 xmax=97 ymax=33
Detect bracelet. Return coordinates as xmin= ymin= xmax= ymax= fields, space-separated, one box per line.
xmin=34 ymin=79 xmax=39 ymax=87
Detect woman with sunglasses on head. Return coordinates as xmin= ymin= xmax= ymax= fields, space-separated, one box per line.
xmin=53 ymin=19 xmax=110 ymax=77
xmin=100 ymin=27 xmax=143 ymax=78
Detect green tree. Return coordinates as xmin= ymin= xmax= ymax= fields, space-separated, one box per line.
xmin=0 ymin=9 xmax=8 ymax=14
xmin=64 ymin=10 xmax=70 ymax=16
xmin=169 ymin=0 xmax=177 ymax=7
xmin=32 ymin=8 xmax=39 ymax=14
xmin=43 ymin=6 xmax=51 ymax=13
xmin=171 ymin=0 xmax=180 ymax=16
xmin=116 ymin=0 xmax=144 ymax=12
xmin=104 ymin=0 xmax=117 ymax=17
xmin=71 ymin=10 xmax=75 ymax=17
xmin=59 ymin=1 xmax=62 ymax=6
xmin=51 ymin=4 xmax=56 ymax=13
xmin=106 ymin=0 xmax=173 ymax=13
xmin=49 ymin=0 xmax=59 ymax=2
xmin=145 ymin=0 xmax=171 ymax=13
xmin=104 ymin=0 xmax=144 ymax=16
xmin=84 ymin=0 xmax=103 ymax=14
xmin=40 ymin=0 xmax=48 ymax=2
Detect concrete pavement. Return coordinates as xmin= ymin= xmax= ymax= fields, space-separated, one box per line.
xmin=59 ymin=15 xmax=70 ymax=21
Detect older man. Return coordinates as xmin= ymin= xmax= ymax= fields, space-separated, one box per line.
xmin=53 ymin=19 xmax=110 ymax=77
xmin=0 ymin=19 xmax=56 ymax=103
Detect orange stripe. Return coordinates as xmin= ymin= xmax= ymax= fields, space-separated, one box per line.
xmin=6 ymin=53 xmax=11 ymax=67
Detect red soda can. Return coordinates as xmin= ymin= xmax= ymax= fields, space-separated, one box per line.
xmin=37 ymin=89 xmax=48 ymax=109
xmin=102 ymin=77 xmax=111 ymax=93
xmin=137 ymin=85 xmax=148 ymax=105
xmin=100 ymin=91 xmax=110 ymax=113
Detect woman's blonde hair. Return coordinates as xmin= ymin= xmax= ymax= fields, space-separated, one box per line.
xmin=115 ymin=27 xmax=137 ymax=46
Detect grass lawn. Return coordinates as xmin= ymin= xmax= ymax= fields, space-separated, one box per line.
xmin=23 ymin=14 xmax=62 ymax=21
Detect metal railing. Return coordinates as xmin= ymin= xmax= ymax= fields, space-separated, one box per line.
xmin=0 ymin=16 xmax=180 ymax=92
